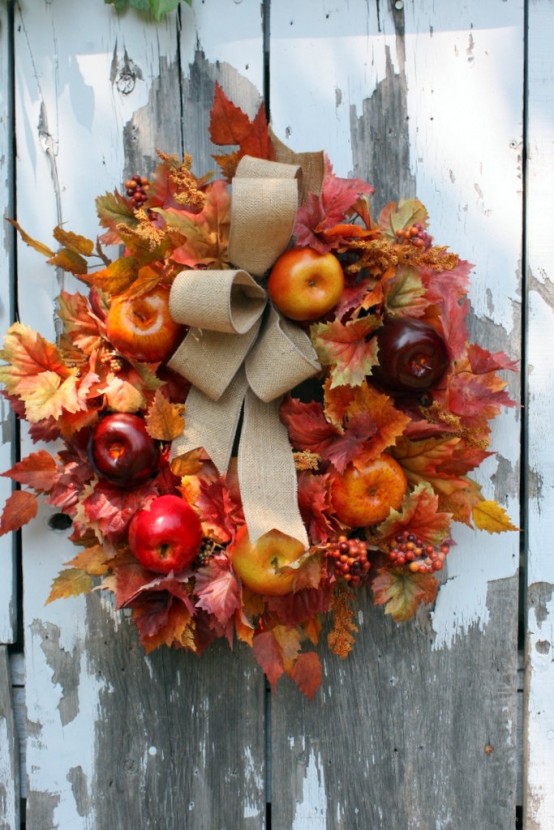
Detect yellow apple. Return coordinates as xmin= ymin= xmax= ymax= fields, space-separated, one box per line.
xmin=267 ymin=247 xmax=344 ymax=322
xmin=229 ymin=526 xmax=305 ymax=595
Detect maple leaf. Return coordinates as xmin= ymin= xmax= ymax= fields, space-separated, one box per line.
xmin=57 ymin=291 xmax=105 ymax=356
xmin=297 ymin=471 xmax=336 ymax=545
xmin=420 ymin=260 xmax=472 ymax=358
xmin=293 ymin=158 xmax=373 ymax=252
xmin=0 ymin=490 xmax=38 ymax=535
xmin=194 ymin=554 xmax=242 ymax=626
xmin=20 ymin=372 xmax=83 ymax=423
xmin=377 ymin=482 xmax=452 ymax=546
xmin=311 ymin=315 xmax=380 ymax=388
xmin=289 ymin=651 xmax=322 ymax=700
xmin=145 ymin=389 xmax=185 ymax=441
xmin=0 ymin=323 xmax=73 ymax=396
xmin=46 ymin=568 xmax=94 ymax=604
xmin=472 ymin=500 xmax=518 ymax=533
xmin=100 ymin=374 xmax=146 ymax=412
xmin=272 ymin=625 xmax=302 ymax=673
xmin=252 ymin=630 xmax=285 ymax=690
xmin=438 ymin=477 xmax=483 ymax=526
xmin=209 ymin=83 xmax=272 ymax=176
xmin=136 ymin=600 xmax=197 ymax=654
xmin=321 ymin=411 xmax=378 ymax=473
xmin=83 ymin=479 xmax=159 ymax=539
xmin=96 ymin=190 xmax=136 ymax=245
xmin=280 ymin=397 xmax=339 ymax=455
xmin=195 ymin=475 xmax=245 ymax=544
xmin=372 ymin=566 xmax=439 ymax=621
xmin=2 ymin=450 xmax=57 ymax=492
xmin=47 ymin=441 xmax=96 ymax=513
xmin=382 ymin=266 xmax=429 ymax=318
xmin=157 ymin=179 xmax=231 ymax=268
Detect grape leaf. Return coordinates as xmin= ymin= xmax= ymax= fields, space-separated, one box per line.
xmin=311 ymin=316 xmax=380 ymax=388
xmin=472 ymin=500 xmax=517 ymax=533
xmin=145 ymin=389 xmax=185 ymax=441
xmin=135 ymin=600 xmax=196 ymax=654
xmin=83 ymin=479 xmax=159 ymax=538
xmin=2 ymin=450 xmax=57 ymax=493
xmin=371 ymin=566 xmax=438 ymax=621
xmin=46 ymin=568 xmax=93 ymax=604
xmin=195 ymin=554 xmax=242 ymax=626
xmin=0 ymin=490 xmax=38 ymax=535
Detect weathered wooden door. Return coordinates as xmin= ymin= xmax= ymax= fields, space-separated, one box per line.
xmin=0 ymin=0 xmax=552 ymax=827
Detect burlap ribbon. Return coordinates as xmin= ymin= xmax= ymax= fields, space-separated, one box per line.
xmin=167 ymin=155 xmax=324 ymax=547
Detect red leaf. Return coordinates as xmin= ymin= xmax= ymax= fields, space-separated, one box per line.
xmin=297 ymin=471 xmax=336 ymax=545
xmin=2 ymin=450 xmax=57 ymax=492
xmin=420 ymin=260 xmax=472 ymax=358
xmin=289 ymin=651 xmax=322 ymax=699
xmin=196 ymin=476 xmax=245 ymax=545
xmin=266 ymin=586 xmax=332 ymax=627
xmin=194 ymin=554 xmax=241 ymax=626
xmin=0 ymin=490 xmax=38 ymax=535
xmin=321 ymin=411 xmax=377 ymax=473
xmin=83 ymin=479 xmax=158 ymax=538
xmin=280 ymin=397 xmax=339 ymax=455
xmin=311 ymin=316 xmax=380 ymax=388
xmin=252 ymin=630 xmax=285 ymax=690
xmin=209 ymin=82 xmax=256 ymax=147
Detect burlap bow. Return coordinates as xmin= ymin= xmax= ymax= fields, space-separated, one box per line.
xmin=167 ymin=155 xmax=324 ymax=548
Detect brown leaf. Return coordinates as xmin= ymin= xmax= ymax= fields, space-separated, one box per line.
xmin=145 ymin=389 xmax=185 ymax=441
xmin=0 ymin=490 xmax=38 ymax=535
xmin=289 ymin=651 xmax=322 ymax=700
xmin=327 ymin=584 xmax=358 ymax=659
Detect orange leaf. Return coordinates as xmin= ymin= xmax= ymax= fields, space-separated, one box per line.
xmin=2 ymin=450 xmax=57 ymax=492
xmin=0 ymin=322 xmax=73 ymax=396
xmin=289 ymin=652 xmax=322 ymax=700
xmin=137 ymin=601 xmax=197 ymax=654
xmin=0 ymin=490 xmax=38 ymax=535
xmin=372 ymin=566 xmax=438 ymax=622
xmin=145 ymin=389 xmax=185 ymax=441
xmin=48 ymin=248 xmax=89 ymax=276
xmin=64 ymin=544 xmax=113 ymax=576
xmin=272 ymin=625 xmax=302 ymax=673
xmin=91 ymin=257 xmax=139 ymax=296
xmin=327 ymin=584 xmax=358 ymax=659
xmin=52 ymin=226 xmax=95 ymax=256
xmin=8 ymin=219 xmax=55 ymax=258
xmin=170 ymin=448 xmax=205 ymax=478
xmin=252 ymin=630 xmax=285 ymax=690
xmin=45 ymin=568 xmax=93 ymax=604
xmin=472 ymin=500 xmax=518 ymax=533
xmin=209 ymin=82 xmax=254 ymax=147
xmin=377 ymin=482 xmax=452 ymax=547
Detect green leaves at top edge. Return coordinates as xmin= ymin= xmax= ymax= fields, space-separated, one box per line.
xmin=104 ymin=0 xmax=191 ymax=22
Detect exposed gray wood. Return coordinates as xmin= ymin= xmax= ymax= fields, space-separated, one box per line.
xmin=271 ymin=579 xmax=518 ymax=829
xmin=0 ymin=646 xmax=20 ymax=830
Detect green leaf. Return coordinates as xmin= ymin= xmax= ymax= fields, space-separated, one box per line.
xmin=149 ymin=0 xmax=181 ymax=20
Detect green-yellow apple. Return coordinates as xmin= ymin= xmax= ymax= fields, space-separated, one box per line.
xmin=267 ymin=247 xmax=344 ymax=322
xmin=229 ymin=526 xmax=305 ymax=595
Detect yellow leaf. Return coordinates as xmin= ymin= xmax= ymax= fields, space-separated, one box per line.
xmin=64 ymin=544 xmax=113 ymax=576
xmin=21 ymin=371 xmax=81 ymax=422
xmin=472 ymin=500 xmax=518 ymax=533
xmin=8 ymin=219 xmax=55 ymax=258
xmin=46 ymin=568 xmax=93 ymax=604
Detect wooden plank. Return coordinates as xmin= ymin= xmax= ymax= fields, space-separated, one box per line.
xmin=14 ymin=2 xmax=266 ymax=827
xmin=525 ymin=0 xmax=554 ymax=826
xmin=0 ymin=0 xmax=17 ymax=644
xmin=0 ymin=646 xmax=20 ymax=830
xmin=269 ymin=1 xmax=522 ymax=826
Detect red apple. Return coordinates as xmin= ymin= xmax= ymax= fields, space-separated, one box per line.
xmin=229 ymin=526 xmax=305 ymax=595
xmin=331 ymin=453 xmax=408 ymax=527
xmin=89 ymin=413 xmax=160 ymax=487
xmin=267 ymin=247 xmax=344 ymax=322
xmin=371 ymin=318 xmax=449 ymax=393
xmin=106 ymin=285 xmax=185 ymax=363
xmin=128 ymin=494 xmax=203 ymax=574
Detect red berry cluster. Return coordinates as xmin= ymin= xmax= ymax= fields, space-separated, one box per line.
xmin=395 ymin=223 xmax=433 ymax=250
xmin=387 ymin=530 xmax=449 ymax=574
xmin=125 ymin=174 xmax=149 ymax=208
xmin=326 ymin=536 xmax=371 ymax=586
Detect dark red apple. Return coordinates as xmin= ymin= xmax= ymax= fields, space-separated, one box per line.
xmin=371 ymin=318 xmax=449 ymax=393
xmin=128 ymin=494 xmax=203 ymax=574
xmin=89 ymin=413 xmax=160 ymax=487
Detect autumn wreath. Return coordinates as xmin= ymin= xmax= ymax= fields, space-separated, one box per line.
xmin=0 ymin=86 xmax=516 ymax=697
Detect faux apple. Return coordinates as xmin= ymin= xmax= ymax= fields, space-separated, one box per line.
xmin=89 ymin=413 xmax=160 ymax=487
xmin=331 ymin=453 xmax=408 ymax=528
xmin=229 ymin=526 xmax=305 ymax=595
xmin=371 ymin=318 xmax=449 ymax=393
xmin=128 ymin=494 xmax=203 ymax=574
xmin=106 ymin=285 xmax=184 ymax=363
xmin=267 ymin=247 xmax=344 ymax=322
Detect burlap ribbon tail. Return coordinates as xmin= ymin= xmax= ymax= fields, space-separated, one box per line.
xmin=167 ymin=155 xmax=323 ymax=548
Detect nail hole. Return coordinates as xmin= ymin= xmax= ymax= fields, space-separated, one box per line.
xmin=48 ymin=513 xmax=73 ymax=531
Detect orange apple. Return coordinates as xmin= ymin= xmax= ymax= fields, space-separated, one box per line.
xmin=331 ymin=453 xmax=408 ymax=527
xmin=228 ymin=526 xmax=305 ymax=595
xmin=106 ymin=285 xmax=185 ymax=363
xmin=267 ymin=247 xmax=344 ymax=322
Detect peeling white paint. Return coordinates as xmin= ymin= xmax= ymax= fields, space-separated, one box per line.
xmin=291 ymin=747 xmax=327 ymax=829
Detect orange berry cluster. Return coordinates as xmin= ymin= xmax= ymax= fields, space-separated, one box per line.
xmin=125 ymin=174 xmax=149 ymax=208
xmin=326 ymin=536 xmax=371 ymax=586
xmin=395 ymin=223 xmax=433 ymax=250
xmin=388 ymin=530 xmax=449 ymax=574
